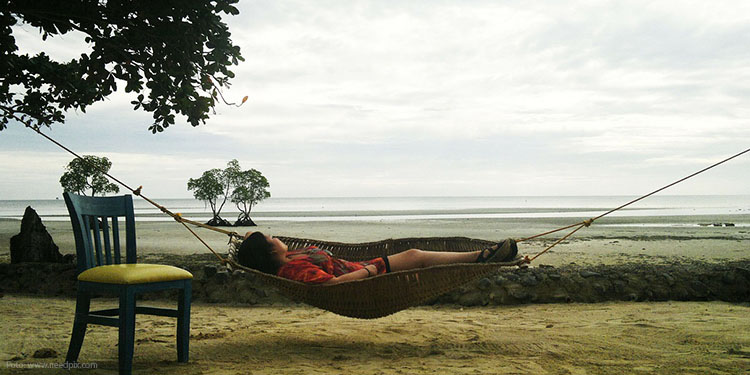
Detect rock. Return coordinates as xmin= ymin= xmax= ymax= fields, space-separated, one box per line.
xmin=32 ymin=348 xmax=58 ymax=358
xmin=214 ymin=270 xmax=229 ymax=283
xmin=520 ymin=275 xmax=539 ymax=287
xmin=234 ymin=218 xmax=257 ymax=227
xmin=580 ymin=270 xmax=601 ymax=278
xmin=662 ymin=273 xmax=675 ymax=286
xmin=735 ymin=267 xmax=750 ymax=280
xmin=457 ymin=292 xmax=486 ymax=306
xmin=507 ymin=285 xmax=530 ymax=300
xmin=505 ymin=274 xmax=520 ymax=282
xmin=493 ymin=275 xmax=505 ymax=285
xmin=548 ymin=273 xmax=562 ymax=280
xmin=10 ymin=207 xmax=64 ymax=263
xmin=722 ymin=272 xmax=737 ymax=284
xmin=203 ymin=265 xmax=218 ymax=278
xmin=477 ymin=278 xmax=492 ymax=290
xmin=206 ymin=217 xmax=233 ymax=227
xmin=690 ymin=281 xmax=710 ymax=298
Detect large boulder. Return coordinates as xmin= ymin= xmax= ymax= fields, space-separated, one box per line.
xmin=10 ymin=206 xmax=64 ymax=263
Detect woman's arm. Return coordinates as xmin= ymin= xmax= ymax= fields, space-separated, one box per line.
xmin=322 ymin=264 xmax=377 ymax=285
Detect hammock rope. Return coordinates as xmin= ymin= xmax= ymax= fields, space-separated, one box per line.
xmin=27 ymin=125 xmax=750 ymax=266
xmin=25 ymin=125 xmax=749 ymax=317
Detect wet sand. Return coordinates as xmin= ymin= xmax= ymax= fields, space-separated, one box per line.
xmin=2 ymin=215 xmax=748 ymax=266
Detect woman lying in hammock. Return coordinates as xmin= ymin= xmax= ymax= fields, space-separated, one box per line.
xmin=236 ymin=232 xmax=519 ymax=285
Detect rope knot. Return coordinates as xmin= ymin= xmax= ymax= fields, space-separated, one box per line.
xmin=133 ymin=186 xmax=142 ymax=196
xmin=582 ymin=218 xmax=594 ymax=227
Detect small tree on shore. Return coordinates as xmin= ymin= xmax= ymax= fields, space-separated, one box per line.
xmin=231 ymin=168 xmax=270 ymax=226
xmin=188 ymin=160 xmax=270 ymax=226
xmin=59 ymin=155 xmax=119 ymax=196
xmin=187 ymin=168 xmax=231 ymax=226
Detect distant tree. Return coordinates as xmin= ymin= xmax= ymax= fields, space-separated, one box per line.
xmin=230 ymin=168 xmax=270 ymax=226
xmin=1 ymin=0 xmax=244 ymax=133
xmin=60 ymin=155 xmax=119 ymax=196
xmin=188 ymin=160 xmax=270 ymax=227
xmin=187 ymin=168 xmax=231 ymax=226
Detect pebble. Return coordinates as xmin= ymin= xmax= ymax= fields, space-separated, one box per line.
xmin=32 ymin=348 xmax=58 ymax=358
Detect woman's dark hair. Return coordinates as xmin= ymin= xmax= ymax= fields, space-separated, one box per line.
xmin=237 ymin=232 xmax=280 ymax=274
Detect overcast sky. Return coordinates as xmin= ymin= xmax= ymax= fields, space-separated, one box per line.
xmin=1 ymin=0 xmax=749 ymax=199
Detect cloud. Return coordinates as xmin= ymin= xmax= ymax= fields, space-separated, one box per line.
xmin=4 ymin=0 xmax=750 ymax=198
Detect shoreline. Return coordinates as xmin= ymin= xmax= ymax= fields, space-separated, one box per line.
xmin=2 ymin=215 xmax=749 ymax=267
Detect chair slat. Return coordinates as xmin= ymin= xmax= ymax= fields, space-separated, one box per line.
xmin=102 ymin=217 xmax=112 ymax=265
xmin=92 ymin=216 xmax=103 ymax=266
xmin=112 ymin=218 xmax=121 ymax=264
xmin=82 ymin=215 xmax=94 ymax=269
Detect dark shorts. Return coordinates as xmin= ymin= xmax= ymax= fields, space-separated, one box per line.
xmin=359 ymin=256 xmax=391 ymax=275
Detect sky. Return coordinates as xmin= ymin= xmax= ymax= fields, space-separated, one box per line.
xmin=1 ymin=0 xmax=749 ymax=199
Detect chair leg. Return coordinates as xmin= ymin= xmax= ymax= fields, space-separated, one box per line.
xmin=177 ymin=281 xmax=191 ymax=363
xmin=66 ymin=291 xmax=91 ymax=363
xmin=118 ymin=289 xmax=136 ymax=375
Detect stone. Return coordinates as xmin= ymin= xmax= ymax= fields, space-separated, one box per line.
xmin=662 ymin=273 xmax=675 ymax=286
xmin=520 ymin=275 xmax=539 ymax=287
xmin=690 ymin=280 xmax=710 ymax=298
xmin=457 ymin=291 xmax=486 ymax=306
xmin=477 ymin=277 xmax=492 ymax=290
xmin=493 ymin=275 xmax=505 ymax=285
xmin=507 ymin=285 xmax=529 ymax=300
xmin=32 ymin=348 xmax=58 ymax=358
xmin=203 ymin=265 xmax=218 ymax=278
xmin=580 ymin=270 xmax=601 ymax=278
xmin=10 ymin=207 xmax=64 ymax=263
xmin=214 ymin=270 xmax=230 ymax=283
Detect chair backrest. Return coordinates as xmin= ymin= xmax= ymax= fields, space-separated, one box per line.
xmin=63 ymin=192 xmax=137 ymax=273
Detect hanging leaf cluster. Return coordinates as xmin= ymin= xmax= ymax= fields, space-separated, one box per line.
xmin=1 ymin=0 xmax=244 ymax=133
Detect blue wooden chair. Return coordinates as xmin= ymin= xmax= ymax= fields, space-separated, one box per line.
xmin=63 ymin=192 xmax=192 ymax=375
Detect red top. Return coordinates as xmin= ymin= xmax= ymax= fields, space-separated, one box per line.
xmin=277 ymin=246 xmax=387 ymax=284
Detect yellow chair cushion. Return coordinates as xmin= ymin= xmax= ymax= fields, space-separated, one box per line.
xmin=78 ymin=264 xmax=193 ymax=285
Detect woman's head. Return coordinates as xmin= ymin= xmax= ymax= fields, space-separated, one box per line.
xmin=236 ymin=231 xmax=287 ymax=274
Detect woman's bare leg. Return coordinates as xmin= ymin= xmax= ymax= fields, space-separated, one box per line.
xmin=387 ymin=249 xmax=486 ymax=272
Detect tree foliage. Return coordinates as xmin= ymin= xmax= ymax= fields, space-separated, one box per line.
xmin=1 ymin=0 xmax=244 ymax=133
xmin=187 ymin=159 xmax=270 ymax=226
xmin=60 ymin=155 xmax=119 ymax=196
xmin=187 ymin=168 xmax=227 ymax=225
xmin=231 ymin=168 xmax=270 ymax=225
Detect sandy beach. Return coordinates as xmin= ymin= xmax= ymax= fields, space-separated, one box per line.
xmin=1 ymin=297 xmax=749 ymax=374
xmin=1 ymin=215 xmax=749 ymax=374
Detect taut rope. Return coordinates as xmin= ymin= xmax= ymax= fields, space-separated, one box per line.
xmin=29 ymin=126 xmax=237 ymax=264
xmin=519 ymin=147 xmax=750 ymax=262
xmin=27 ymin=125 xmax=749 ymax=265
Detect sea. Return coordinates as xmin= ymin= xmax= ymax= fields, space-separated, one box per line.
xmin=1 ymin=195 xmax=749 ymax=226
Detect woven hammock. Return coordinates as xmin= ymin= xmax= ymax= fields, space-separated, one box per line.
xmin=227 ymin=236 xmax=525 ymax=319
